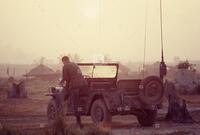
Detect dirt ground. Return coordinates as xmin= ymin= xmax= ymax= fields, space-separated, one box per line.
xmin=1 ymin=80 xmax=200 ymax=135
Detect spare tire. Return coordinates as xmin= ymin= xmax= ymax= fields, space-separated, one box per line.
xmin=139 ymin=76 xmax=164 ymax=105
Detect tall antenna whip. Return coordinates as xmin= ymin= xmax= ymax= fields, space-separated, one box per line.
xmin=142 ymin=0 xmax=148 ymax=78
xmin=159 ymin=0 xmax=167 ymax=81
xmin=160 ymin=0 xmax=164 ymax=63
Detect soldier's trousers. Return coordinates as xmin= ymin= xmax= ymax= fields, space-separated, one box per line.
xmin=62 ymin=87 xmax=82 ymax=124
xmin=71 ymin=89 xmax=79 ymax=114
xmin=70 ymin=89 xmax=82 ymax=124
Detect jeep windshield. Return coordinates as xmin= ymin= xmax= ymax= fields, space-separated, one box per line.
xmin=78 ymin=63 xmax=118 ymax=78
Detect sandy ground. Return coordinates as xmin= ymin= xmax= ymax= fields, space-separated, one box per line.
xmin=1 ymin=80 xmax=200 ymax=135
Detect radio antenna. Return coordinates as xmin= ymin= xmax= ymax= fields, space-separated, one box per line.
xmin=142 ymin=0 xmax=148 ymax=78
xmin=159 ymin=0 xmax=167 ymax=81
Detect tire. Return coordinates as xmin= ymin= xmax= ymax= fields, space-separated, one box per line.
xmin=47 ymin=99 xmax=59 ymax=124
xmin=90 ymin=99 xmax=112 ymax=125
xmin=139 ymin=76 xmax=164 ymax=105
xmin=137 ymin=109 xmax=157 ymax=127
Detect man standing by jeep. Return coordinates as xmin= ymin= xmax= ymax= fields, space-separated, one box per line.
xmin=60 ymin=56 xmax=86 ymax=128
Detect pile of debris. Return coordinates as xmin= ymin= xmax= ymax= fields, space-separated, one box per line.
xmin=164 ymin=81 xmax=194 ymax=123
xmin=7 ymin=79 xmax=27 ymax=98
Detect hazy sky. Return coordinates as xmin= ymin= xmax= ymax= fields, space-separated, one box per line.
xmin=0 ymin=0 xmax=200 ymax=64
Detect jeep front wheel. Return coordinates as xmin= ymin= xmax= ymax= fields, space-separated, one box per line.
xmin=90 ymin=99 xmax=111 ymax=125
xmin=47 ymin=99 xmax=58 ymax=124
xmin=137 ymin=109 xmax=157 ymax=127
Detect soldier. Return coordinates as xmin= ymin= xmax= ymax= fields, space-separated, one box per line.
xmin=60 ymin=56 xmax=86 ymax=128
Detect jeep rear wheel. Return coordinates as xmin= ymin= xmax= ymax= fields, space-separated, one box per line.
xmin=47 ymin=99 xmax=58 ymax=124
xmin=137 ymin=109 xmax=157 ymax=127
xmin=91 ymin=99 xmax=111 ymax=125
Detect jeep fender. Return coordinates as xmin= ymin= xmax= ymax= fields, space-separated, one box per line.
xmin=87 ymin=90 xmax=122 ymax=114
xmin=87 ymin=93 xmax=112 ymax=114
xmin=102 ymin=91 xmax=122 ymax=110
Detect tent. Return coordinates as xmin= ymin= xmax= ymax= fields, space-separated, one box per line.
xmin=24 ymin=64 xmax=59 ymax=79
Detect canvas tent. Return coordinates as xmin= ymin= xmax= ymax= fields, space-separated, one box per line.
xmin=24 ymin=64 xmax=59 ymax=79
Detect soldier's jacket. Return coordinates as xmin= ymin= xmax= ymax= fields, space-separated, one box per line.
xmin=62 ymin=62 xmax=87 ymax=89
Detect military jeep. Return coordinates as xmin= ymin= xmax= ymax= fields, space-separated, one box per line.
xmin=46 ymin=63 xmax=164 ymax=127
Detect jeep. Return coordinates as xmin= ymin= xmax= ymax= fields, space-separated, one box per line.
xmin=46 ymin=63 xmax=164 ymax=127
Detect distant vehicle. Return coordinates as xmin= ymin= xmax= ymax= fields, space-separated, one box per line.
xmin=46 ymin=63 xmax=164 ymax=127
